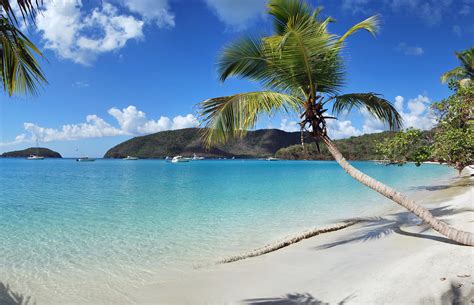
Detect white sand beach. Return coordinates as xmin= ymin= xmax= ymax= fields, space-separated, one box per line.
xmin=138 ymin=169 xmax=474 ymax=305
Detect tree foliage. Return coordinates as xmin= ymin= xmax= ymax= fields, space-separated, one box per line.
xmin=376 ymin=129 xmax=432 ymax=166
xmin=378 ymin=57 xmax=473 ymax=174
xmin=0 ymin=0 xmax=46 ymax=96
xmin=440 ymin=47 xmax=474 ymax=84
xmin=431 ymin=83 xmax=473 ymax=173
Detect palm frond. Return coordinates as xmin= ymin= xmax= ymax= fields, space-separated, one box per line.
xmin=441 ymin=47 xmax=474 ymax=83
xmin=440 ymin=67 xmax=467 ymax=84
xmin=0 ymin=15 xmax=46 ymax=96
xmin=338 ymin=15 xmax=380 ymax=43
xmin=267 ymin=0 xmax=313 ymax=35
xmin=198 ymin=91 xmax=301 ymax=146
xmin=218 ymin=3 xmax=345 ymax=98
xmin=1 ymin=0 xmax=42 ymax=23
xmin=331 ymin=93 xmax=403 ymax=130
xmin=217 ymin=36 xmax=303 ymax=95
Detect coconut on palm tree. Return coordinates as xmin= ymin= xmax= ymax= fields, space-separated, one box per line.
xmin=441 ymin=47 xmax=473 ymax=88
xmin=0 ymin=0 xmax=46 ymax=96
xmin=198 ymin=0 xmax=473 ymax=246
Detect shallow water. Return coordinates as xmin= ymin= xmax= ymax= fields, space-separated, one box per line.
xmin=0 ymin=159 xmax=455 ymax=303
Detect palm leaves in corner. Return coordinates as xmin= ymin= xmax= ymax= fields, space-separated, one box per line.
xmin=198 ymin=0 xmax=401 ymax=148
xmin=0 ymin=0 xmax=46 ymax=96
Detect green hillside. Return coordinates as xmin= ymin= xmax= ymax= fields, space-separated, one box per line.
xmin=275 ymin=131 xmax=397 ymax=160
xmin=1 ymin=147 xmax=62 ymax=158
xmin=104 ymin=128 xmax=305 ymax=158
xmin=104 ymin=128 xmax=399 ymax=160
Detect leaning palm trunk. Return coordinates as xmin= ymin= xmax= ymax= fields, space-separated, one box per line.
xmin=322 ymin=136 xmax=474 ymax=246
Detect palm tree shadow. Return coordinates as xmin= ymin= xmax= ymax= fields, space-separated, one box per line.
xmin=315 ymin=206 xmax=473 ymax=250
xmin=0 ymin=282 xmax=34 ymax=305
xmin=421 ymin=282 xmax=474 ymax=305
xmin=242 ymin=293 xmax=353 ymax=305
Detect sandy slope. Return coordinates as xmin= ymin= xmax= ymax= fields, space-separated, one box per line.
xmin=138 ymin=170 xmax=474 ymax=305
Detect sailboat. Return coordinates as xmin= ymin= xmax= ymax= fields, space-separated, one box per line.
xmin=75 ymin=148 xmax=95 ymax=162
xmin=192 ymin=153 xmax=205 ymax=160
xmin=27 ymin=140 xmax=44 ymax=160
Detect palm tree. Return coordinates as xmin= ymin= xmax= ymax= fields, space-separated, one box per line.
xmin=198 ymin=0 xmax=473 ymax=246
xmin=0 ymin=0 xmax=46 ymax=96
xmin=441 ymin=47 xmax=474 ymax=85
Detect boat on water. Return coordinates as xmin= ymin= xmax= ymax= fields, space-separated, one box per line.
xmin=26 ymin=140 xmax=44 ymax=160
xmin=76 ymin=157 xmax=96 ymax=162
xmin=171 ymin=156 xmax=190 ymax=163
xmin=27 ymin=155 xmax=44 ymax=160
xmin=192 ymin=153 xmax=205 ymax=160
xmin=123 ymin=156 xmax=139 ymax=160
xmin=266 ymin=157 xmax=279 ymax=161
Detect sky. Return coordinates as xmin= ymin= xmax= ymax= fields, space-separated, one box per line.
xmin=0 ymin=0 xmax=472 ymax=157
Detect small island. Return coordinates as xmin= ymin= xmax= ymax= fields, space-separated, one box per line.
xmin=1 ymin=147 xmax=62 ymax=158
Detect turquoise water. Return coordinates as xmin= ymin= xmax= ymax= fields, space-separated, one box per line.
xmin=0 ymin=159 xmax=455 ymax=303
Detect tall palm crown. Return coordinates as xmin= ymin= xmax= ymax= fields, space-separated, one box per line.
xmin=441 ymin=47 xmax=474 ymax=84
xmin=0 ymin=0 xmax=46 ymax=96
xmin=199 ymin=0 xmax=402 ymax=146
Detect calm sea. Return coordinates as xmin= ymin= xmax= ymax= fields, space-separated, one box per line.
xmin=0 ymin=159 xmax=455 ymax=303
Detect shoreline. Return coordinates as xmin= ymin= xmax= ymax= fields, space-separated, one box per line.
xmin=137 ymin=168 xmax=474 ymax=304
xmin=211 ymin=164 xmax=463 ymax=266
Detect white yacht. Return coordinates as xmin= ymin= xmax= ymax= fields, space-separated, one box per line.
xmin=171 ymin=156 xmax=190 ymax=163
xmin=192 ymin=153 xmax=205 ymax=160
xmin=27 ymin=155 xmax=44 ymax=160
xmin=123 ymin=156 xmax=139 ymax=160
xmin=76 ymin=157 xmax=95 ymax=162
xmin=27 ymin=140 xmax=44 ymax=160
xmin=266 ymin=157 xmax=279 ymax=161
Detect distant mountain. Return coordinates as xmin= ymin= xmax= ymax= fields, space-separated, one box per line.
xmin=104 ymin=128 xmax=306 ymax=159
xmin=1 ymin=147 xmax=62 ymax=158
xmin=104 ymin=128 xmax=397 ymax=160
xmin=276 ymin=131 xmax=397 ymax=160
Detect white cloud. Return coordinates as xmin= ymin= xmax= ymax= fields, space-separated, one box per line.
xmin=2 ymin=106 xmax=198 ymax=145
xmin=35 ymin=0 xmax=174 ymax=65
xmin=341 ymin=0 xmax=456 ymax=26
xmin=122 ymin=0 xmax=175 ymax=27
xmin=72 ymin=81 xmax=90 ymax=88
xmin=171 ymin=114 xmax=199 ymax=130
xmin=360 ymin=108 xmax=386 ymax=134
xmin=36 ymin=1 xmax=144 ymax=65
xmin=203 ymin=0 xmax=267 ymax=30
xmin=341 ymin=0 xmax=372 ymax=14
xmin=278 ymin=118 xmax=361 ymax=139
xmin=327 ymin=119 xmax=361 ymax=139
xmin=396 ymin=42 xmax=424 ymax=56
xmin=394 ymin=95 xmax=436 ymax=130
xmin=0 ymin=134 xmax=28 ymax=147
xmin=279 ymin=118 xmax=299 ymax=132
xmin=459 ymin=4 xmax=471 ymax=15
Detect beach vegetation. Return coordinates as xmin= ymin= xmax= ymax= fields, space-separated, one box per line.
xmin=378 ymin=51 xmax=473 ymax=175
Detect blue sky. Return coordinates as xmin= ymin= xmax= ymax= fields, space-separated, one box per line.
xmin=0 ymin=0 xmax=472 ymax=157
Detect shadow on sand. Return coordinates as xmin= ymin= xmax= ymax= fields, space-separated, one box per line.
xmin=410 ymin=178 xmax=473 ymax=192
xmin=242 ymin=293 xmax=353 ymax=305
xmin=0 ymin=282 xmax=34 ymax=305
xmin=421 ymin=282 xmax=474 ymax=305
xmin=315 ymin=205 xmax=473 ymax=250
